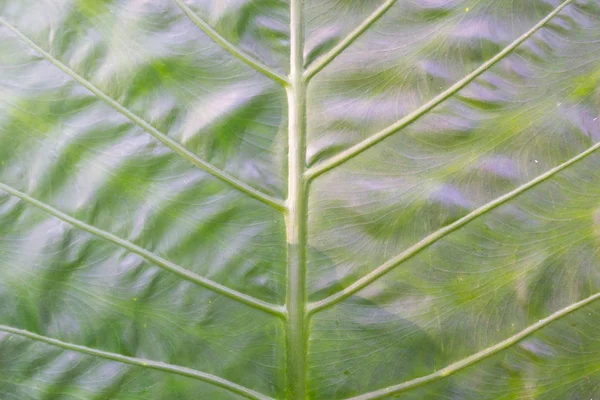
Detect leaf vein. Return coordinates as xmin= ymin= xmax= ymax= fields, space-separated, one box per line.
xmin=303 ymin=0 xmax=397 ymax=81
xmin=0 ymin=182 xmax=285 ymax=317
xmin=171 ymin=0 xmax=290 ymax=86
xmin=0 ymin=17 xmax=286 ymax=212
xmin=0 ymin=325 xmax=274 ymax=400
xmin=308 ymin=138 xmax=600 ymax=314
xmin=344 ymin=291 xmax=600 ymax=399
xmin=304 ymin=0 xmax=575 ymax=180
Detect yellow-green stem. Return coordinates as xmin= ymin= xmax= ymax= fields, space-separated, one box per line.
xmin=285 ymin=0 xmax=309 ymax=398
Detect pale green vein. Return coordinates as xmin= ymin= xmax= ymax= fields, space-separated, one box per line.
xmin=0 ymin=182 xmax=285 ymax=317
xmin=171 ymin=0 xmax=289 ymax=86
xmin=303 ymin=0 xmax=397 ymax=81
xmin=0 ymin=325 xmax=274 ymax=400
xmin=284 ymin=0 xmax=309 ymax=398
xmin=0 ymin=17 xmax=285 ymax=212
xmin=308 ymin=138 xmax=600 ymax=314
xmin=344 ymin=291 xmax=600 ymax=399
xmin=304 ymin=0 xmax=574 ymax=181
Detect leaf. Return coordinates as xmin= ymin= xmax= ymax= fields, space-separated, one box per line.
xmin=0 ymin=0 xmax=599 ymax=399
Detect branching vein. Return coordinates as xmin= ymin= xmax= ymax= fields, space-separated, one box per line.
xmin=0 ymin=17 xmax=285 ymax=212
xmin=0 ymin=182 xmax=285 ymax=317
xmin=0 ymin=325 xmax=274 ymax=400
xmin=172 ymin=0 xmax=289 ymax=86
xmin=304 ymin=0 xmax=574 ymax=180
xmin=0 ymin=0 xmax=589 ymax=398
xmin=308 ymin=138 xmax=600 ymax=314
xmin=344 ymin=291 xmax=600 ymax=400
xmin=303 ymin=0 xmax=397 ymax=81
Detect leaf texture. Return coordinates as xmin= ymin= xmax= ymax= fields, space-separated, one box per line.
xmin=1 ymin=0 xmax=600 ymax=399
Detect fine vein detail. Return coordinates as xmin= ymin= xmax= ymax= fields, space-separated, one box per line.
xmin=304 ymin=0 xmax=574 ymax=180
xmin=284 ymin=0 xmax=309 ymax=398
xmin=0 ymin=325 xmax=274 ymax=400
xmin=0 ymin=0 xmax=589 ymax=398
xmin=308 ymin=138 xmax=600 ymax=314
xmin=171 ymin=0 xmax=289 ymax=86
xmin=303 ymin=0 xmax=397 ymax=81
xmin=344 ymin=291 xmax=600 ymax=400
xmin=0 ymin=17 xmax=285 ymax=212
xmin=0 ymin=182 xmax=285 ymax=317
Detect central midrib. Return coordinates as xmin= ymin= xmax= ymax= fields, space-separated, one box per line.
xmin=284 ymin=0 xmax=309 ymax=399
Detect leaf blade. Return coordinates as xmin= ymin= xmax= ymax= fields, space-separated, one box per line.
xmin=171 ymin=0 xmax=290 ymax=86
xmin=305 ymin=0 xmax=575 ymax=180
xmin=0 ymin=325 xmax=274 ymax=400
xmin=0 ymin=16 xmax=285 ymax=212
xmin=0 ymin=181 xmax=284 ymax=317
xmin=345 ymin=290 xmax=600 ymax=400
xmin=309 ymin=137 xmax=600 ymax=313
xmin=303 ymin=0 xmax=397 ymax=81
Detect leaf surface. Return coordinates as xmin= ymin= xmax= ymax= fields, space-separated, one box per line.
xmin=1 ymin=0 xmax=599 ymax=399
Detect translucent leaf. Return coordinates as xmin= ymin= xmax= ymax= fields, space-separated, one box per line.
xmin=1 ymin=0 xmax=599 ymax=399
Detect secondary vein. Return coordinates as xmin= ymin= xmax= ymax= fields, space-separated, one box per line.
xmin=0 ymin=325 xmax=274 ymax=400
xmin=0 ymin=182 xmax=285 ymax=317
xmin=0 ymin=17 xmax=286 ymax=212
xmin=344 ymin=290 xmax=600 ymax=399
xmin=308 ymin=137 xmax=600 ymax=314
xmin=172 ymin=0 xmax=289 ymax=86
xmin=303 ymin=0 xmax=397 ymax=81
xmin=304 ymin=0 xmax=575 ymax=180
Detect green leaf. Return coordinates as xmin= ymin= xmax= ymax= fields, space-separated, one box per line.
xmin=1 ymin=0 xmax=599 ymax=399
